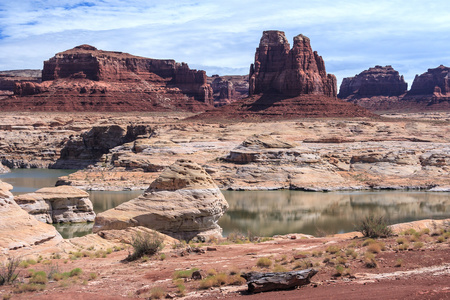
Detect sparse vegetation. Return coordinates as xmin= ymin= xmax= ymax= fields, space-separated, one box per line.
xmin=326 ymin=245 xmax=340 ymax=254
xmin=256 ymin=257 xmax=272 ymax=268
xmin=0 ymin=257 xmax=21 ymax=286
xmin=363 ymin=252 xmax=377 ymax=268
xmin=126 ymin=232 xmax=164 ymax=261
xmin=173 ymin=268 xmax=199 ymax=279
xmin=357 ymin=215 xmax=392 ymax=238
xmin=394 ymin=259 xmax=404 ymax=267
xmin=148 ymin=287 xmax=165 ymax=299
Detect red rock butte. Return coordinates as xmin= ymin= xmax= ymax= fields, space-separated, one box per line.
xmin=2 ymin=45 xmax=214 ymax=112
xmin=196 ymin=31 xmax=373 ymax=120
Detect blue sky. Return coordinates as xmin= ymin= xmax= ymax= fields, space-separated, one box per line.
xmin=0 ymin=1 xmax=449 ymax=87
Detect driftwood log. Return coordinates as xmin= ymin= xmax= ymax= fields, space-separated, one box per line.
xmin=241 ymin=268 xmax=318 ymax=293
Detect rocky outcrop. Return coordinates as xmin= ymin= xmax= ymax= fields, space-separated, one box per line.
xmin=93 ymin=160 xmax=229 ymax=241
xmin=338 ymin=65 xmax=408 ymax=99
xmin=0 ymin=70 xmax=41 ymax=92
xmin=196 ymin=31 xmax=372 ymax=120
xmin=208 ymin=75 xmax=249 ymax=106
xmin=249 ymin=31 xmax=337 ymax=97
xmin=0 ymin=180 xmax=63 ymax=254
xmin=1 ymin=45 xmax=214 ymax=112
xmin=0 ymin=162 xmax=9 ymax=174
xmin=53 ymin=124 xmax=153 ymax=168
xmin=14 ymin=186 xmax=95 ymax=223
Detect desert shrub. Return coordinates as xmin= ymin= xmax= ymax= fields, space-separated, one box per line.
xmin=29 ymin=271 xmax=48 ymax=284
xmin=227 ymin=274 xmax=246 ymax=285
xmin=437 ymin=236 xmax=445 ymax=243
xmin=362 ymin=238 xmax=376 ymax=247
xmin=367 ymin=243 xmax=382 ymax=254
xmin=326 ymin=245 xmax=340 ymax=254
xmin=69 ymin=268 xmax=83 ymax=277
xmin=0 ymin=257 xmax=21 ymax=286
xmin=148 ymin=287 xmax=165 ymax=299
xmin=256 ymin=257 xmax=272 ymax=268
xmin=13 ymin=283 xmax=45 ymax=294
xmin=294 ymin=259 xmax=313 ymax=270
xmin=173 ymin=268 xmax=198 ymax=279
xmin=334 ymin=265 xmax=345 ymax=277
xmin=357 ymin=215 xmax=392 ymax=238
xmin=396 ymin=237 xmax=407 ymax=245
xmin=413 ymin=242 xmax=424 ymax=249
xmin=227 ymin=230 xmax=247 ymax=244
xmin=176 ymin=282 xmax=186 ymax=296
xmin=363 ymin=252 xmax=377 ymax=268
xmin=126 ymin=232 xmax=164 ymax=261
xmin=420 ymin=228 xmax=430 ymax=235
xmin=394 ymin=259 xmax=404 ymax=267
xmin=89 ymin=272 xmax=97 ymax=280
xmin=398 ymin=243 xmax=409 ymax=251
xmin=199 ymin=277 xmax=215 ymax=289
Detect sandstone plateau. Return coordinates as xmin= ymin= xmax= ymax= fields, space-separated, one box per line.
xmin=14 ymin=186 xmax=96 ymax=224
xmin=0 ymin=45 xmax=214 ymax=112
xmin=93 ymin=160 xmax=229 ymax=241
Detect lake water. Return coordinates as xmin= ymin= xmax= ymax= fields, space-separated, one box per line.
xmin=1 ymin=169 xmax=449 ymax=239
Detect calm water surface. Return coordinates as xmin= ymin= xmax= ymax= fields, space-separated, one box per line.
xmin=1 ymin=169 xmax=449 ymax=239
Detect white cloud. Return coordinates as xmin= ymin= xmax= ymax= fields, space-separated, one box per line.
xmin=0 ymin=0 xmax=449 ymax=87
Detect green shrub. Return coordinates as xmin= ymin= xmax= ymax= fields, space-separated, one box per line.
xmin=69 ymin=268 xmax=83 ymax=277
xmin=173 ymin=268 xmax=199 ymax=279
xmin=256 ymin=257 xmax=272 ymax=268
xmin=13 ymin=283 xmax=45 ymax=294
xmin=29 ymin=271 xmax=48 ymax=284
xmin=357 ymin=215 xmax=392 ymax=238
xmin=126 ymin=232 xmax=164 ymax=261
xmin=326 ymin=245 xmax=340 ymax=254
xmin=363 ymin=252 xmax=377 ymax=268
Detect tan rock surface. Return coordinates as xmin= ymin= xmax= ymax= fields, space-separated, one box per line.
xmin=0 ymin=180 xmax=63 ymax=256
xmin=94 ymin=160 xmax=229 ymax=241
xmin=14 ymin=186 xmax=95 ymax=223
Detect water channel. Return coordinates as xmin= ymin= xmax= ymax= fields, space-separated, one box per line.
xmin=1 ymin=169 xmax=449 ymax=239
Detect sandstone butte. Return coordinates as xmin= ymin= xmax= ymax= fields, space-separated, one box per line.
xmin=339 ymin=65 xmax=450 ymax=112
xmin=14 ymin=186 xmax=96 ymax=224
xmin=93 ymin=159 xmax=229 ymax=241
xmin=0 ymin=45 xmax=214 ymax=112
xmin=196 ymin=31 xmax=373 ymax=120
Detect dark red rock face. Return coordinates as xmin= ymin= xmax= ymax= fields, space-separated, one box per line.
xmin=249 ymin=31 xmax=337 ymax=98
xmin=3 ymin=45 xmax=213 ymax=112
xmin=407 ymin=65 xmax=450 ymax=96
xmin=338 ymin=65 xmax=408 ymax=99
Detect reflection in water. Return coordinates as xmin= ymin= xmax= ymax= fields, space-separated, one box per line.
xmin=219 ymin=190 xmax=450 ymax=237
xmin=0 ymin=169 xmax=76 ymax=194
xmin=1 ymin=169 xmax=449 ymax=238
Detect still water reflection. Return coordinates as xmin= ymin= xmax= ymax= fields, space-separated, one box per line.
xmin=1 ymin=169 xmax=449 ymax=238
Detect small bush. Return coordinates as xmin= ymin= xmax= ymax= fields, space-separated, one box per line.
xmin=29 ymin=271 xmax=48 ymax=284
xmin=294 ymin=259 xmax=313 ymax=270
xmin=256 ymin=257 xmax=272 ymax=268
xmin=13 ymin=283 xmax=45 ymax=294
xmin=227 ymin=274 xmax=246 ymax=285
xmin=363 ymin=252 xmax=377 ymax=268
xmin=394 ymin=259 xmax=404 ymax=267
xmin=362 ymin=239 xmax=376 ymax=247
xmin=227 ymin=230 xmax=247 ymax=244
xmin=148 ymin=287 xmax=165 ymax=299
xmin=326 ymin=245 xmax=340 ymax=254
xmin=357 ymin=215 xmax=392 ymax=238
xmin=0 ymin=257 xmax=21 ymax=286
xmin=367 ymin=243 xmax=382 ymax=254
xmin=272 ymin=264 xmax=288 ymax=272
xmin=126 ymin=232 xmax=164 ymax=261
xmin=413 ymin=242 xmax=424 ymax=249
xmin=396 ymin=237 xmax=407 ymax=245
xmin=398 ymin=243 xmax=409 ymax=251
xmin=437 ymin=236 xmax=445 ymax=243
xmin=199 ymin=277 xmax=215 ymax=289
xmin=173 ymin=268 xmax=198 ymax=279
xmin=334 ymin=265 xmax=345 ymax=276
xmin=69 ymin=268 xmax=83 ymax=277
xmin=89 ymin=272 xmax=97 ymax=280
xmin=176 ymin=282 xmax=186 ymax=296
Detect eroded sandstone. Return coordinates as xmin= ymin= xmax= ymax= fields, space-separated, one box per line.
xmin=93 ymin=160 xmax=229 ymax=241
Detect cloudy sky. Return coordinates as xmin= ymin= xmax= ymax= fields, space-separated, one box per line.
xmin=0 ymin=1 xmax=449 ymax=87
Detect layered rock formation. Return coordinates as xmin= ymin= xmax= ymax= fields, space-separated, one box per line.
xmin=1 ymin=45 xmax=213 ymax=112
xmin=14 ymin=186 xmax=95 ymax=223
xmin=400 ymin=65 xmax=450 ymax=110
xmin=0 ymin=180 xmax=63 ymax=254
xmin=249 ymin=31 xmax=337 ymax=97
xmin=208 ymin=75 xmax=249 ymax=106
xmin=339 ymin=65 xmax=407 ymax=99
xmin=197 ymin=31 xmax=372 ymax=119
xmin=53 ymin=124 xmax=152 ymax=168
xmin=93 ymin=160 xmax=229 ymax=241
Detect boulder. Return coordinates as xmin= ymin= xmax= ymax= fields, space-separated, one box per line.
xmin=93 ymin=160 xmax=229 ymax=241
xmin=0 ymin=162 xmax=9 ymax=174
xmin=0 ymin=180 xmax=63 ymax=255
xmin=14 ymin=186 xmax=96 ymax=223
